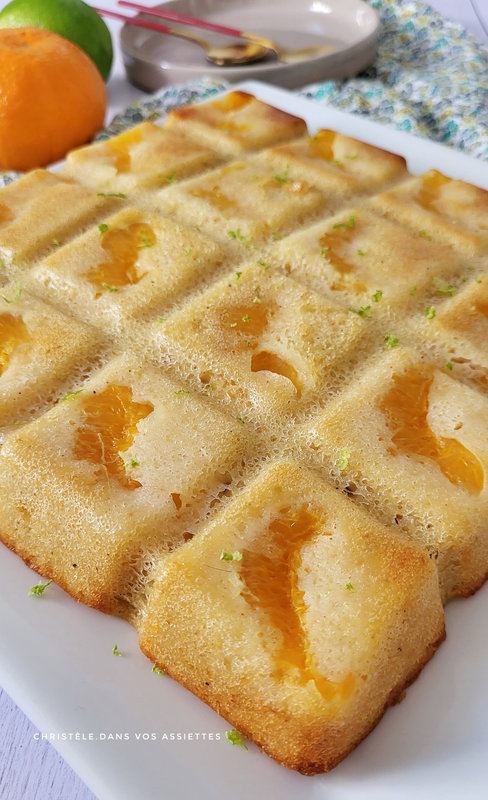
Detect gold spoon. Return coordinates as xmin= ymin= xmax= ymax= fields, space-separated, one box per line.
xmin=117 ymin=2 xmax=336 ymax=64
xmin=94 ymin=7 xmax=269 ymax=66
xmin=241 ymin=32 xmax=335 ymax=63
xmin=157 ymin=31 xmax=269 ymax=67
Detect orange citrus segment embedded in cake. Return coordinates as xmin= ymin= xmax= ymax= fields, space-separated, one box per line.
xmin=86 ymin=222 xmax=156 ymax=295
xmin=250 ymin=351 xmax=302 ymax=398
xmin=74 ymin=384 xmax=154 ymax=489
xmin=106 ymin=127 xmax=144 ymax=173
xmin=221 ymin=301 xmax=273 ymax=346
xmin=381 ymin=369 xmax=484 ymax=494
xmin=240 ymin=505 xmax=354 ymax=700
xmin=0 ymin=313 xmax=30 ymax=377
xmin=416 ymin=170 xmax=451 ymax=212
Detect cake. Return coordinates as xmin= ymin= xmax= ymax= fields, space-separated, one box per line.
xmin=0 ymin=90 xmax=486 ymax=775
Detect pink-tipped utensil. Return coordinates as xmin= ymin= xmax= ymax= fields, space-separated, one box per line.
xmin=93 ymin=6 xmax=269 ymax=65
xmin=117 ymin=1 xmax=335 ymax=62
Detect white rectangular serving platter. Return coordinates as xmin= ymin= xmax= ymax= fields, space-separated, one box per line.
xmin=1 ymin=80 xmax=488 ymax=800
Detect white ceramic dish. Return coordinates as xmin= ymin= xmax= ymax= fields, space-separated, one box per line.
xmin=1 ymin=81 xmax=488 ymax=800
xmin=120 ymin=0 xmax=380 ymax=91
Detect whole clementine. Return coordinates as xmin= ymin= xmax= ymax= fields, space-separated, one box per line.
xmin=0 ymin=26 xmax=107 ymax=171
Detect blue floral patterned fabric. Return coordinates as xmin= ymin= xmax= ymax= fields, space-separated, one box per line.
xmin=299 ymin=0 xmax=488 ymax=159
xmin=1 ymin=0 xmax=487 ymax=187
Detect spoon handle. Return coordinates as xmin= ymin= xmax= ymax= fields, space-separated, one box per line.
xmin=94 ymin=6 xmax=173 ymax=33
xmin=94 ymin=5 xmax=218 ymax=49
xmin=118 ymin=1 xmax=244 ymax=38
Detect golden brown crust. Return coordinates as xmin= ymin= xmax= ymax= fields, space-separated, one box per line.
xmin=138 ymin=461 xmax=446 ymax=775
xmin=0 ymin=89 xmax=487 ymax=777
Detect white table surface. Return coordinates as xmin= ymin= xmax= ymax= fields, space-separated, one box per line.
xmin=0 ymin=1 xmax=487 ymax=799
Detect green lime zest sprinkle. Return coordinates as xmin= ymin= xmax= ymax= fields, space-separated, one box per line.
xmin=320 ymin=246 xmax=329 ymax=258
xmin=235 ymin=271 xmax=242 ymax=279
xmin=424 ymin=306 xmax=436 ymax=319
xmin=152 ymin=665 xmax=165 ymax=675
xmin=257 ymin=259 xmax=270 ymax=268
xmin=349 ymin=305 xmax=371 ymax=319
xmin=357 ymin=249 xmax=367 ymax=256
xmin=166 ymin=171 xmax=178 ymax=184
xmin=384 ymin=332 xmax=399 ymax=349
xmin=237 ymin=416 xmax=245 ymax=424
xmin=112 ymin=644 xmax=122 ymax=657
xmin=52 ymin=238 xmax=61 ymax=246
xmin=175 ymin=389 xmax=192 ymax=396
xmin=97 ymin=191 xmax=126 ymax=198
xmin=140 ymin=235 xmax=156 ymax=248
xmin=153 ymin=316 xmax=166 ymax=326
xmin=220 ymin=550 xmax=243 ymax=562
xmin=29 ymin=579 xmax=53 ymax=597
xmin=433 ymin=277 xmax=457 ymax=296
xmin=60 ymin=390 xmax=82 ymax=402
xmin=332 ymin=214 xmax=356 ymax=230
xmin=418 ymin=229 xmax=432 ymax=240
xmin=227 ymin=229 xmax=250 ymax=244
xmin=345 ymin=582 xmax=354 ymax=590
xmin=344 ymin=153 xmax=359 ymax=160
xmin=101 ymin=282 xmax=118 ymax=292
xmin=225 ymin=729 xmax=248 ymax=749
xmin=2 ymin=283 xmax=21 ymax=304
xmin=338 ymin=446 xmax=351 ymax=471
xmin=271 ymin=231 xmax=282 ymax=240
xmin=273 ymin=165 xmax=290 ymax=183
xmin=409 ymin=286 xmax=417 ymax=296
xmin=446 ymin=361 xmax=454 ymax=371
xmin=242 ymin=314 xmax=251 ymax=323
xmin=125 ymin=457 xmax=140 ymax=469
xmin=98 ymin=223 xmax=109 ymax=234
xmin=372 ymin=290 xmax=383 ymax=303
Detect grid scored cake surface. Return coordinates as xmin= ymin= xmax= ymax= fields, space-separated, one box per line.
xmin=0 ymin=90 xmax=487 ymax=775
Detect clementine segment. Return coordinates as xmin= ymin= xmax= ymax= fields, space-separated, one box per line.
xmin=86 ymin=222 xmax=156 ymax=296
xmin=0 ymin=313 xmax=30 ymax=376
xmin=0 ymin=26 xmax=106 ymax=171
xmin=381 ymin=370 xmax=484 ymax=494
xmin=240 ymin=506 xmax=355 ymax=701
xmin=74 ymin=384 xmax=154 ymax=490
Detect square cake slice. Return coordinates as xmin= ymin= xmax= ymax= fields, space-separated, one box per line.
xmin=157 ymin=160 xmax=327 ymax=249
xmin=27 ymin=206 xmax=227 ymax=332
xmin=258 ymin=129 xmax=408 ymax=195
xmin=152 ymin=261 xmax=366 ymax=424
xmin=0 ymin=354 xmax=253 ymax=618
xmin=298 ymin=346 xmax=488 ymax=600
xmin=0 ymin=287 xmax=105 ymax=432
xmin=139 ymin=459 xmax=444 ymax=774
xmin=400 ymin=273 xmax=488 ymax=394
xmin=164 ymin=91 xmax=307 ymax=156
xmin=0 ymin=169 xmax=115 ymax=273
xmin=369 ymin=169 xmax=488 ymax=256
xmin=62 ymin=122 xmax=219 ymax=196
xmin=268 ymin=206 xmax=462 ymax=310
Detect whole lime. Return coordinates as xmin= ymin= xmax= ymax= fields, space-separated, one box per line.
xmin=0 ymin=0 xmax=113 ymax=80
